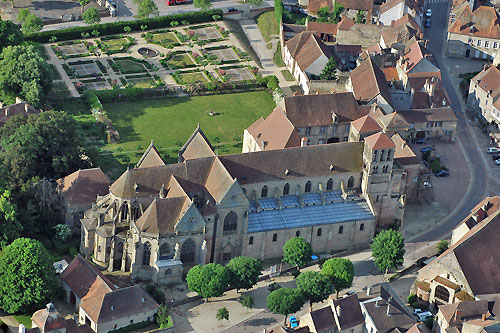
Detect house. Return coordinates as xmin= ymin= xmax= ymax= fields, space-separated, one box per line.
xmin=57 ymin=168 xmax=111 ymax=231
xmin=379 ymin=0 xmax=421 ymax=27
xmin=283 ymin=31 xmax=335 ymax=92
xmin=299 ymin=294 xmax=365 ymax=333
xmin=396 ymin=107 xmax=458 ymax=141
xmin=308 ymin=0 xmax=332 ymax=14
xmin=446 ymin=4 xmax=500 ymax=60
xmin=334 ymin=44 xmax=363 ymax=70
xmin=379 ymin=14 xmax=421 ymax=51
xmin=336 ymin=23 xmax=392 ymax=50
xmin=467 ymin=61 xmax=500 ymax=128
xmin=390 ymin=133 xmax=422 ymax=197
xmin=396 ymin=39 xmax=441 ymax=88
xmin=414 ymin=197 xmax=500 ymax=306
xmin=307 ymin=21 xmax=338 ymax=43
xmin=435 ymin=300 xmax=496 ymax=332
xmin=280 ymin=23 xmax=307 ymax=49
xmin=0 ymin=97 xmax=39 ymax=127
xmin=243 ymin=92 xmax=369 ymax=151
xmin=336 ymin=0 xmax=373 ymax=22
xmin=408 ymin=76 xmax=451 ymax=109
xmin=348 ymin=57 xmax=394 ymax=113
xmin=29 ymin=303 xmax=93 ymax=333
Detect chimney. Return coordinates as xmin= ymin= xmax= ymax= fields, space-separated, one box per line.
xmin=427 ymin=83 xmax=435 ymax=97
xmin=375 ymin=299 xmax=380 ymax=307
xmin=4 ymin=108 xmax=8 ymax=116
xmin=454 ymin=310 xmax=463 ymax=321
xmin=15 ymin=96 xmax=22 ymax=104
xmin=336 ymin=305 xmax=342 ymax=317
xmin=262 ymin=140 xmax=268 ymax=149
xmin=301 ymin=137 xmax=308 ymax=147
xmin=18 ymin=324 xmax=25 ymax=333
xmin=366 ymin=286 xmax=371 ymax=296
xmin=159 ymin=184 xmax=166 ymax=199
xmin=386 ymin=298 xmax=392 ymax=317
xmin=47 ymin=303 xmax=56 ymax=312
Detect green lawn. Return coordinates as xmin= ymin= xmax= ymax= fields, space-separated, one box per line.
xmin=257 ymin=11 xmax=278 ymax=43
xmin=180 ymin=72 xmax=208 ymax=83
xmin=103 ymin=91 xmax=275 ymax=156
xmin=14 ymin=315 xmax=32 ymax=329
xmin=128 ymin=77 xmax=156 ymax=88
xmin=152 ymin=32 xmax=178 ymax=45
xmin=281 ymin=69 xmax=295 ymax=81
xmin=273 ymin=42 xmax=285 ymax=67
xmin=102 ymin=38 xmax=129 ymax=52
xmin=115 ymin=59 xmax=148 ymax=74
xmin=167 ymin=54 xmax=195 ymax=68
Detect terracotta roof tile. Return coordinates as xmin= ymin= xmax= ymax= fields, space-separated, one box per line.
xmin=135 ymin=141 xmax=165 ymax=169
xmin=472 ymin=64 xmax=500 ymax=101
xmin=337 ymin=18 xmax=355 ymax=30
xmin=338 ymin=0 xmax=373 ymax=11
xmin=351 ymin=115 xmax=382 ymax=133
xmin=308 ymin=0 xmax=332 ymax=12
xmin=286 ymin=32 xmax=335 ymax=71
xmin=378 ymin=112 xmax=409 ymax=130
xmin=384 ymin=67 xmax=400 ymax=82
xmin=31 ymin=304 xmax=66 ymax=332
xmin=401 ymin=40 xmax=440 ymax=75
xmin=391 ymin=133 xmax=418 ymax=165
xmin=364 ymin=132 xmax=396 ymax=150
xmin=448 ymin=5 xmax=500 ymax=40
xmin=135 ymin=197 xmax=188 ymax=235
xmin=397 ymin=108 xmax=458 ymax=123
xmin=350 ymin=57 xmax=393 ymax=106
xmin=179 ymin=125 xmax=215 ymax=162
xmin=307 ymin=21 xmax=338 ymax=35
xmin=57 ymin=168 xmax=111 ymax=205
xmin=0 ymin=102 xmax=39 ymax=126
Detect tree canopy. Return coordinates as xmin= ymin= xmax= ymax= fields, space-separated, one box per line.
xmin=296 ymin=271 xmax=332 ymax=308
xmin=239 ymin=295 xmax=255 ymax=312
xmin=0 ymin=44 xmax=52 ymax=107
xmin=320 ymin=57 xmax=337 ymax=80
xmin=0 ymin=111 xmax=93 ymax=188
xmin=17 ymin=9 xmax=43 ymax=34
xmin=79 ymin=0 xmax=91 ymax=12
xmin=82 ymin=7 xmax=101 ymax=25
xmin=371 ymin=229 xmax=406 ymax=274
xmin=186 ymin=263 xmax=230 ymax=300
xmin=0 ymin=238 xmax=58 ymax=313
xmin=0 ymin=189 xmax=22 ymax=247
xmin=282 ymin=236 xmax=313 ymax=268
xmin=193 ymin=0 xmax=212 ymax=11
xmin=267 ymin=288 xmax=304 ymax=325
xmin=0 ymin=19 xmax=22 ymax=52
xmin=133 ymin=0 xmax=159 ymax=18
xmin=317 ymin=3 xmax=344 ymax=23
xmin=320 ymin=258 xmax=354 ymax=297
xmin=216 ymin=307 xmax=229 ymax=322
xmin=226 ymin=256 xmax=262 ymax=291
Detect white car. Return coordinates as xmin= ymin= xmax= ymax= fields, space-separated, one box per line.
xmin=495 ymin=159 xmax=500 ymax=165
xmin=417 ymin=311 xmax=434 ymax=321
xmin=414 ymin=308 xmax=424 ymax=315
xmin=488 ymin=147 xmax=500 ymax=154
xmin=426 ymin=8 xmax=432 ymax=16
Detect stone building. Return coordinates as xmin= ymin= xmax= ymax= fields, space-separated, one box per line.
xmin=467 ymin=61 xmax=500 ymax=128
xmin=80 ymin=126 xmax=404 ymax=285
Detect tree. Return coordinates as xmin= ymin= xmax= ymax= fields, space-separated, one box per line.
xmin=267 ymin=288 xmax=304 ymax=325
xmin=193 ymin=0 xmax=212 ymax=11
xmin=170 ymin=21 xmax=179 ymax=28
xmin=82 ymin=7 xmax=100 ymax=25
xmin=226 ymin=256 xmax=262 ymax=291
xmin=0 ymin=111 xmax=93 ymax=188
xmin=296 ymin=271 xmax=332 ymax=308
xmin=320 ymin=57 xmax=337 ymax=80
xmin=371 ymin=229 xmax=406 ymax=274
xmin=133 ymin=0 xmax=159 ymax=18
xmin=0 ymin=44 xmax=52 ymax=107
xmin=0 ymin=189 xmax=22 ymax=247
xmin=156 ymin=304 xmax=170 ymax=328
xmin=186 ymin=263 xmax=230 ymax=301
xmin=216 ymin=307 xmax=229 ymax=324
xmin=124 ymin=26 xmax=132 ymax=33
xmin=140 ymin=24 xmax=148 ymax=32
xmin=282 ymin=236 xmax=313 ymax=269
xmin=78 ymin=0 xmax=90 ymax=12
xmin=0 ymin=238 xmax=58 ymax=313
xmin=91 ymin=29 xmax=100 ymax=38
xmin=437 ymin=240 xmax=448 ymax=255
xmin=49 ymin=36 xmax=57 ymax=43
xmin=332 ymin=3 xmax=344 ymax=23
xmin=239 ymin=295 xmax=255 ymax=312
xmin=212 ymin=14 xmax=221 ymax=21
xmin=53 ymin=224 xmax=71 ymax=241
xmin=320 ymin=258 xmax=354 ymax=297
xmin=355 ymin=10 xmax=365 ymax=23
xmin=0 ymin=19 xmax=22 ymax=51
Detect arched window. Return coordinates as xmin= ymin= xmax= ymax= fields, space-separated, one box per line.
xmin=272 ymin=233 xmax=278 ymax=242
xmin=347 ymin=176 xmax=355 ymax=188
xmin=248 ymin=236 xmax=254 ymax=245
xmin=380 ymin=150 xmax=385 ymax=162
xmin=223 ymin=211 xmax=238 ymax=232
xmin=338 ymin=226 xmax=344 ymax=234
xmin=159 ymin=243 xmax=170 ymax=260
xmin=283 ymin=183 xmax=290 ymax=195
xmin=317 ymin=228 xmax=322 ymax=236
xmin=181 ymin=239 xmax=195 ymax=264
xmin=435 ymin=285 xmax=450 ymax=302
xmin=387 ymin=149 xmax=393 ymax=161
xmin=143 ymin=242 xmax=151 ymax=266
xmin=296 ymin=231 xmax=300 ymax=237
xmin=261 ymin=186 xmax=268 ymax=198
xmin=121 ymin=202 xmax=129 ymax=220
xmin=305 ymin=181 xmax=312 ymax=193
xmin=360 ymin=223 xmax=365 ymax=231
xmin=131 ymin=202 xmax=141 ymax=220
xmin=382 ymin=165 xmax=388 ymax=173
xmin=327 ymin=178 xmax=333 ymax=191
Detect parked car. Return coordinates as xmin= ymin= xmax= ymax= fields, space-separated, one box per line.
xmin=495 ymin=159 xmax=500 ymax=165
xmin=492 ymin=153 xmax=500 ymax=160
xmin=435 ymin=170 xmax=449 ymax=177
xmin=414 ymin=308 xmax=424 ymax=315
xmin=227 ymin=7 xmax=238 ymax=12
xmin=289 ymin=316 xmax=298 ymax=328
xmin=413 ymin=138 xmax=426 ymax=144
xmin=343 ymin=290 xmax=356 ymax=298
xmin=425 ymin=18 xmax=431 ymax=28
xmin=424 ymin=181 xmax=432 ymax=188
xmin=417 ymin=311 xmax=434 ymax=321
xmin=421 ymin=147 xmax=432 ymax=153
xmin=488 ymin=147 xmax=500 ymax=154
xmin=426 ymin=8 xmax=432 ymax=16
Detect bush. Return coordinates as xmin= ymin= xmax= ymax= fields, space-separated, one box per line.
xmin=152 ymin=289 xmax=165 ymax=304
xmin=430 ymin=159 xmax=441 ymax=173
xmin=266 ymin=76 xmax=279 ymax=91
xmin=437 ymin=240 xmax=448 ymax=255
xmin=25 ymin=10 xmax=223 ymax=43
xmin=145 ymin=284 xmax=155 ymax=294
xmin=69 ymin=247 xmax=78 ymax=257
xmin=411 ymin=301 xmax=419 ymax=308
xmin=407 ymin=294 xmax=417 ymax=304
xmin=425 ymin=318 xmax=433 ymax=329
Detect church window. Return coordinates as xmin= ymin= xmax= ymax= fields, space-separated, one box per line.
xmin=317 ymin=228 xmax=322 ymax=237
xmin=132 ymin=202 xmax=141 ymax=220
xmin=372 ymin=151 xmax=377 ymax=162
xmin=387 ymin=149 xmax=393 ymax=161
xmin=121 ymin=202 xmax=129 ymax=220
xmin=181 ymin=239 xmax=196 ymax=263
xmin=249 ymin=236 xmax=254 ymax=245
xmin=339 ymin=226 xmax=344 ymax=234
xmin=348 ymin=176 xmax=355 ymax=188
xmin=360 ymin=223 xmax=365 ymax=231
xmin=143 ymin=242 xmax=151 ymax=266
xmin=159 ymin=243 xmax=170 ymax=260
xmin=327 ymin=178 xmax=333 ymax=191
xmin=272 ymin=233 xmax=278 ymax=242
xmin=261 ymin=186 xmax=268 ymax=198
xmin=305 ymin=181 xmax=312 ymax=193
xmin=283 ymin=183 xmax=290 ymax=195
xmin=435 ymin=285 xmax=450 ymax=302
xmin=223 ymin=211 xmax=237 ymax=232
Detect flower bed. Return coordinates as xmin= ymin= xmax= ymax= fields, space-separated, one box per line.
xmin=160 ymin=52 xmax=196 ymax=70
xmin=97 ymin=36 xmax=135 ymax=55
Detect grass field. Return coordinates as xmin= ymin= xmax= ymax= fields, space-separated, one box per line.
xmin=281 ymin=69 xmax=295 ymax=81
xmin=257 ymin=11 xmax=278 ymax=43
xmin=128 ymin=77 xmax=156 ymax=88
xmin=102 ymin=38 xmax=129 ymax=52
xmin=273 ymin=42 xmax=285 ymax=67
xmin=167 ymin=54 xmax=195 ymax=68
xmin=103 ymin=91 xmax=274 ymax=157
xmin=180 ymin=72 xmax=208 ymax=83
xmin=152 ymin=32 xmax=178 ymax=45
xmin=115 ymin=59 xmax=148 ymax=74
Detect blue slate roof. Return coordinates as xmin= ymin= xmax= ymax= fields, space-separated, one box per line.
xmin=247 ymin=199 xmax=374 ymax=233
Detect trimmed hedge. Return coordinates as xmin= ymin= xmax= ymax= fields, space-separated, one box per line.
xmin=24 ymin=10 xmax=224 ymax=43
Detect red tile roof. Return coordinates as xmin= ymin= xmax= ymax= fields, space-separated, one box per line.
xmin=57 ymin=168 xmax=111 ymax=205
xmin=448 ymin=5 xmax=500 ymax=40
xmin=307 ymin=21 xmax=338 ymax=35
xmin=135 ymin=140 xmax=165 ymax=169
xmin=308 ymin=0 xmax=332 ymax=12
xmin=338 ymin=0 xmax=373 ymax=11
xmin=286 ymin=32 xmax=335 ymax=71
xmin=350 ymin=57 xmax=393 ymax=106
xmin=364 ymin=132 xmax=396 ymax=150
xmin=351 ymin=115 xmax=382 ymax=133
xmin=337 ymin=18 xmax=355 ymax=30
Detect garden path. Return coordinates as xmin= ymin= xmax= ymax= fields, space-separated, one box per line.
xmin=44 ymin=45 xmax=80 ymax=98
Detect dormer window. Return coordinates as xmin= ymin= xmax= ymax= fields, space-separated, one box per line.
xmin=331 ymin=112 xmax=337 ymax=123
xmin=134 ymin=183 xmax=139 ymax=193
